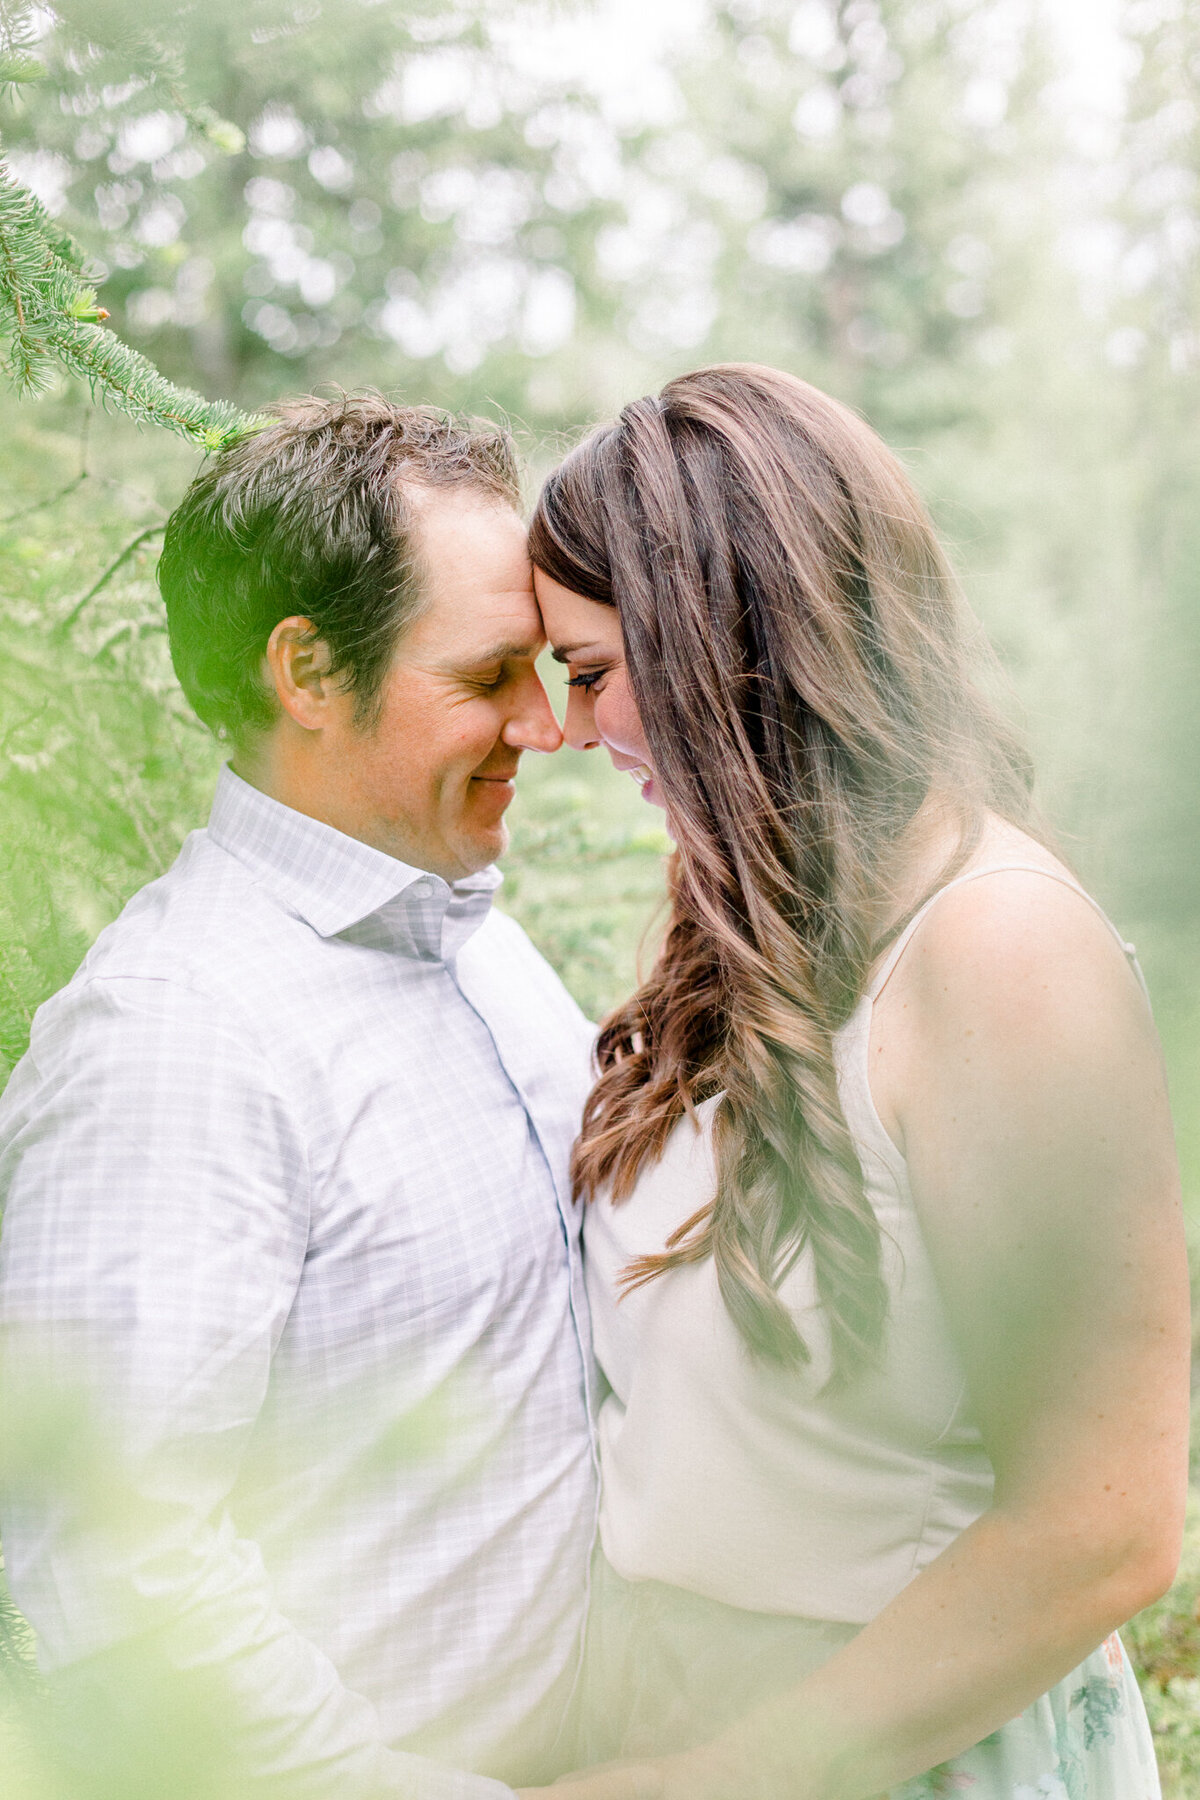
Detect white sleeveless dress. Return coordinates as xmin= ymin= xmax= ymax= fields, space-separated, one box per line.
xmin=580 ymin=866 xmax=1163 ymax=1800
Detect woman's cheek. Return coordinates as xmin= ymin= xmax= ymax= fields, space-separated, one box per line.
xmin=597 ymin=675 xmax=651 ymax=762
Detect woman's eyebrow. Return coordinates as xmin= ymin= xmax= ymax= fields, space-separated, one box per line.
xmin=549 ymin=642 xmax=605 ymax=663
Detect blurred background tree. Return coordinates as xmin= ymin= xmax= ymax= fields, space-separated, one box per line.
xmin=1 ymin=0 xmax=1199 ymax=1784
xmin=3 ymin=0 xmax=1195 ymax=1065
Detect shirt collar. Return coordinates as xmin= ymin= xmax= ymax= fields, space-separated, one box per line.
xmin=206 ymin=765 xmax=500 ymax=960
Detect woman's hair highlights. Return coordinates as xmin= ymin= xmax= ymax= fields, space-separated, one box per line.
xmin=529 ymin=363 xmax=1039 ymax=1386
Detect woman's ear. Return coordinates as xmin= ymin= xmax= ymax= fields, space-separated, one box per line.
xmin=263 ymin=617 xmax=336 ymax=731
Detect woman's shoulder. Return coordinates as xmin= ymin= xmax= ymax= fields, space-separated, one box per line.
xmin=867 ymin=815 xmax=1159 ymax=1194
xmin=884 ymin=816 xmax=1146 ymax=1051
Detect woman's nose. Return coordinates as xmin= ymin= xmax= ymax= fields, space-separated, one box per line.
xmin=563 ymin=686 xmax=600 ymax=753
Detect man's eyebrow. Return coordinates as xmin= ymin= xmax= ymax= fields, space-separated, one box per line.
xmin=460 ymin=639 xmax=541 ymax=664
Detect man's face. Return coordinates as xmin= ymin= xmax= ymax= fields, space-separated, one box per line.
xmin=291 ymin=489 xmax=562 ymax=880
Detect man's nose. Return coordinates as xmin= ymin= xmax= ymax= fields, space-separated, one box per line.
xmin=504 ymin=671 xmax=564 ymax=754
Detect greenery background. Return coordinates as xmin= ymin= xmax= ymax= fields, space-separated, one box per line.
xmin=0 ymin=0 xmax=1198 ymax=1790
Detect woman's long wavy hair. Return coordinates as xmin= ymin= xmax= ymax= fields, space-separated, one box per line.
xmin=529 ymin=364 xmax=1044 ymax=1387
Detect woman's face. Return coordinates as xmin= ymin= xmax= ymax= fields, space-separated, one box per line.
xmin=532 ymin=570 xmax=665 ymax=809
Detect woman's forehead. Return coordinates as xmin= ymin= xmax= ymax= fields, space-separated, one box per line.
xmin=532 ymin=569 xmax=620 ymax=648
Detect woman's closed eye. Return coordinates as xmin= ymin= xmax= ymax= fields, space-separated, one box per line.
xmin=566 ymin=669 xmax=606 ymax=692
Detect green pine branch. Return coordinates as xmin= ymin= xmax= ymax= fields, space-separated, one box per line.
xmin=43 ymin=313 xmax=260 ymax=452
xmin=0 ymin=1 xmax=255 ymax=452
xmin=0 ymin=0 xmax=47 ymax=98
xmin=0 ymin=152 xmax=261 ymax=451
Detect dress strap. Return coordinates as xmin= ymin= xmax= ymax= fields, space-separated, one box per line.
xmin=866 ymin=864 xmax=1145 ymax=1004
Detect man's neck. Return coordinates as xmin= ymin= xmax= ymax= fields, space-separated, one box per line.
xmin=229 ymin=734 xmax=358 ymax=844
xmin=226 ymin=743 xmax=458 ymax=882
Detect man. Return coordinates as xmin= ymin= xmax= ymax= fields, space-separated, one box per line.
xmin=0 ymin=396 xmax=598 ymax=1798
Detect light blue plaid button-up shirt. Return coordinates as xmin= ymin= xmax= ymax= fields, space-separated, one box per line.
xmin=0 ymin=766 xmax=599 ymax=1799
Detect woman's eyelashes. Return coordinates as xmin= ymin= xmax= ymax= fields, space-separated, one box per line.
xmin=566 ymin=668 xmax=606 ymax=693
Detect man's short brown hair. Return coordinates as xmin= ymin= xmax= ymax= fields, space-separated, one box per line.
xmin=158 ymin=392 xmax=522 ymax=744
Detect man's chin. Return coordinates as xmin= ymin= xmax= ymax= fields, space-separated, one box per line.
xmin=450 ymin=822 xmax=508 ymax=880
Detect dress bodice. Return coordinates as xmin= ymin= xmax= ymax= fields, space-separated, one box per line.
xmin=584 ymin=864 xmax=1143 ymax=1623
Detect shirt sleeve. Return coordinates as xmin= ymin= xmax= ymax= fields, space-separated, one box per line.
xmin=0 ymin=973 xmax=513 ymax=1800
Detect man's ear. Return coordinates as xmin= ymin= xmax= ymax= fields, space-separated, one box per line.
xmin=264 ymin=617 xmax=338 ymax=731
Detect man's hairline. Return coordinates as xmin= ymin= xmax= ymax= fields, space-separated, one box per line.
xmin=395 ymin=471 xmax=526 ymax=626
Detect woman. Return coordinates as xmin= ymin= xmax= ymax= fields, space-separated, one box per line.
xmin=525 ymin=365 xmax=1189 ymax=1800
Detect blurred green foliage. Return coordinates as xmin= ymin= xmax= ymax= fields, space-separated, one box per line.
xmin=1 ymin=0 xmax=1199 ymax=1789
xmin=0 ymin=405 xmax=219 ymax=1078
xmin=1128 ymin=1487 xmax=1200 ymax=1798
xmin=0 ymin=5 xmax=261 ymax=444
xmin=0 ymin=0 xmax=1195 ymax=1179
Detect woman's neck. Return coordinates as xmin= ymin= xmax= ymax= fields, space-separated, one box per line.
xmin=870 ymin=791 xmax=981 ymax=950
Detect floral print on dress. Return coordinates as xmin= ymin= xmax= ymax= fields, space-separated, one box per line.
xmin=891 ymin=1632 xmax=1159 ymax=1800
xmin=1070 ymin=1676 xmax=1124 ymax=1751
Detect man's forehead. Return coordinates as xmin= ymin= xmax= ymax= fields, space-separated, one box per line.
xmin=400 ymin=543 xmax=544 ymax=664
xmin=416 ymin=610 xmax=545 ymax=672
xmin=401 ymin=476 xmax=530 ymax=588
